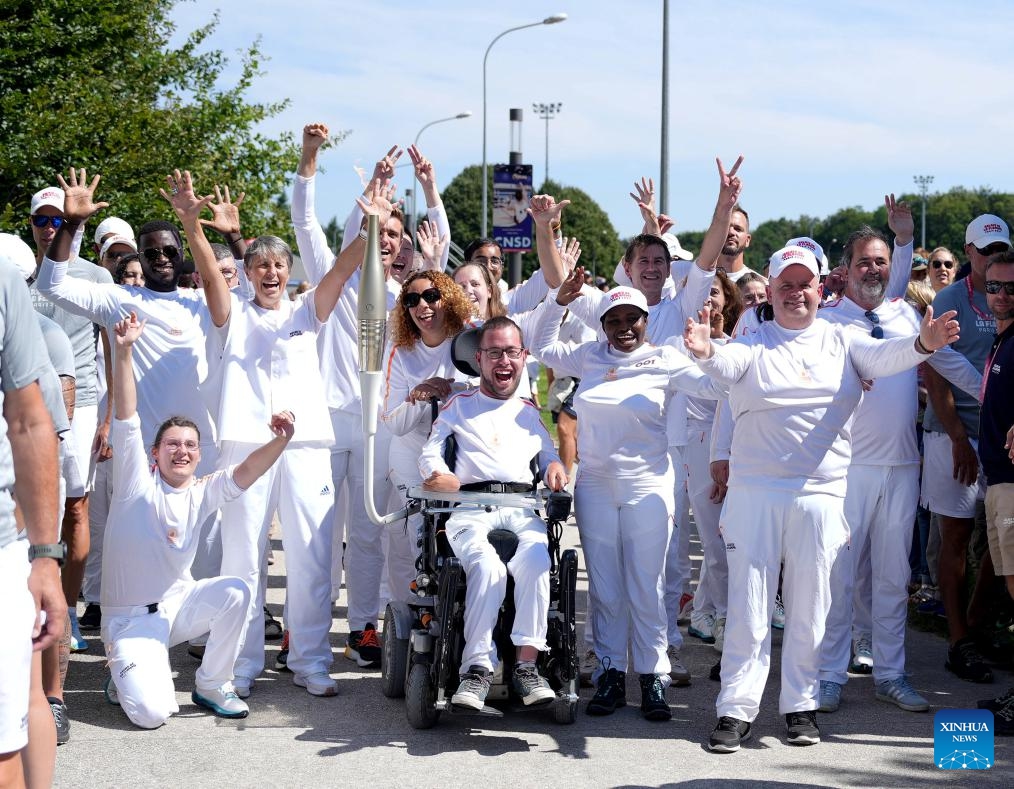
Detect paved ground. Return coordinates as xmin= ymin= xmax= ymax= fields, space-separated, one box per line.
xmin=56 ymin=523 xmax=1010 ymax=788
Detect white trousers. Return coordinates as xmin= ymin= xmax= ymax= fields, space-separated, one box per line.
xmin=219 ymin=442 xmax=334 ymax=681
xmin=101 ymin=577 xmax=249 ymax=729
xmin=718 ymin=487 xmax=848 ymax=720
xmin=578 ymin=470 xmax=674 ymax=678
xmin=328 ymin=408 xmax=392 ymax=627
xmin=663 ymin=446 xmax=690 ymax=647
xmin=0 ymin=540 xmax=32 ymax=753
xmin=685 ymin=424 xmax=728 ymax=618
xmin=446 ymin=505 xmax=550 ymax=672
xmin=820 ymin=464 xmax=919 ymax=684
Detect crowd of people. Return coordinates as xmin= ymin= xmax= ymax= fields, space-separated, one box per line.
xmin=2 ymin=121 xmax=1014 ymax=783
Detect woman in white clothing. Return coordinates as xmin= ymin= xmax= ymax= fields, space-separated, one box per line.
xmin=532 ymin=268 xmax=725 ymax=722
xmin=383 ymin=271 xmax=474 ymax=603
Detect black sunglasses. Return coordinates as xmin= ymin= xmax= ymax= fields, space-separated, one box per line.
xmin=31 ymin=215 xmax=65 ymax=229
xmin=865 ymin=309 xmax=884 ymax=339
xmin=931 ymin=259 xmax=955 ymax=270
xmin=403 ymin=287 xmax=441 ymax=308
xmin=985 ymin=280 xmax=1014 ymax=296
xmin=976 ymin=243 xmax=1009 ymax=256
xmin=142 ymin=245 xmax=181 ymax=263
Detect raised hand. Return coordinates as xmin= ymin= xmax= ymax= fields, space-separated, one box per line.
xmin=356 ymin=179 xmax=395 ymax=227
xmin=55 ymin=167 xmax=109 ymax=223
xmin=199 ymin=184 xmax=246 ymax=236
xmin=372 ymin=145 xmax=403 ymax=183
xmin=268 ymin=410 xmax=296 ymax=441
xmin=684 ymin=305 xmax=714 ymax=358
xmin=716 ymin=156 xmax=745 ymax=210
xmin=657 ymin=213 xmax=676 ymax=235
xmin=919 ymin=305 xmax=960 ymax=351
xmin=159 ymin=170 xmax=213 ymax=225
xmin=416 ymin=219 xmax=448 ymax=266
xmin=407 ymin=145 xmax=436 ymax=189
xmin=629 ymin=177 xmax=655 ymax=214
xmin=113 ymin=311 xmax=145 ymax=348
xmin=528 ymin=194 xmax=571 ymax=227
xmin=885 ymin=193 xmax=915 ymax=245
xmin=555 ymin=265 xmax=585 ymax=306
xmin=302 ymin=122 xmax=329 ymax=153
xmin=560 ymin=236 xmax=582 ymax=273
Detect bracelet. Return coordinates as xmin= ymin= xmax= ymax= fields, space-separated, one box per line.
xmin=914 ymin=336 xmax=933 ymax=355
xmin=358 ymin=227 xmax=368 ymax=241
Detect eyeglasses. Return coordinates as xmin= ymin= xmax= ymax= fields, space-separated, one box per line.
xmin=931 ymin=259 xmax=955 ymax=270
xmin=471 ymin=255 xmax=504 ymax=268
xmin=864 ymin=309 xmax=884 ymax=339
xmin=219 ymin=267 xmax=237 ymax=280
xmin=142 ymin=245 xmax=181 ymax=263
xmin=479 ymin=346 xmax=525 ymax=360
xmin=985 ymin=280 xmax=1014 ymax=296
xmin=162 ymin=439 xmax=199 ymax=452
xmin=31 ymin=215 xmax=65 ymax=229
xmin=976 ymin=243 xmax=1009 ymax=257
xmin=104 ymin=249 xmax=133 ymax=262
xmin=403 ymin=287 xmax=441 ymax=308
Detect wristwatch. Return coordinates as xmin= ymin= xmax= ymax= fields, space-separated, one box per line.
xmin=28 ymin=542 xmax=67 ymax=566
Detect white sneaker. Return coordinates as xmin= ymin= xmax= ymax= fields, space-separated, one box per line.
xmin=771 ymin=595 xmax=786 ymax=629
xmin=849 ymin=634 xmax=874 ymax=674
xmin=294 ymin=671 xmax=338 ymax=697
xmin=666 ymin=645 xmax=691 ymax=687
xmin=232 ymin=677 xmax=253 ymax=699
xmin=579 ymin=649 xmax=599 ymax=687
xmin=192 ymin=684 xmax=249 ymax=718
xmin=688 ymin=612 xmax=716 ymax=643
xmin=712 ymin=617 xmax=726 ymax=653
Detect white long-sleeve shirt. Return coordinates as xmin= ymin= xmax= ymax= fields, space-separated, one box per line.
xmin=381 ymin=338 xmax=470 ymax=441
xmin=419 ymin=390 xmax=559 ymax=484
xmin=697 ymin=318 xmax=930 ymax=496
xmin=532 ymin=299 xmax=724 ymax=478
xmin=101 ymin=413 xmax=242 ymax=608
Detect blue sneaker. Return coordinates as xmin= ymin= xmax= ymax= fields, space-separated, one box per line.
xmin=69 ymin=610 xmax=89 ymax=653
xmin=818 ymin=680 xmax=842 ymax=712
xmin=875 ymin=677 xmax=929 ymax=712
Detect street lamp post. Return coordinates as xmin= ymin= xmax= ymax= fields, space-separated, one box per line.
xmin=482 ymin=13 xmax=567 ymax=238
xmin=660 ymin=0 xmax=670 ymax=215
xmin=913 ymin=174 xmax=934 ymax=249
xmin=532 ymin=102 xmax=562 ymax=186
xmin=406 ymin=111 xmax=472 ymax=242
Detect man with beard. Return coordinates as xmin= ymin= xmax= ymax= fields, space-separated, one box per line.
xmin=816 ymin=227 xmax=982 ymax=715
xmin=716 ymin=205 xmax=753 ymax=283
xmin=419 ymin=316 xmax=567 ymax=710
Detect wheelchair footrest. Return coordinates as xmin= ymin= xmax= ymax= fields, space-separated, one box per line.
xmin=448 ymin=703 xmax=505 ymax=718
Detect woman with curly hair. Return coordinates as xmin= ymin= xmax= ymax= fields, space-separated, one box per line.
xmin=382 ymin=271 xmax=475 ymax=598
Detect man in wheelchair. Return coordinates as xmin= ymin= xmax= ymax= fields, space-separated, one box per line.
xmin=420 ymin=316 xmax=568 ymax=711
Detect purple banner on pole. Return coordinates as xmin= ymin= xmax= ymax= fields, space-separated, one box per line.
xmin=492 ymin=164 xmax=533 ymax=252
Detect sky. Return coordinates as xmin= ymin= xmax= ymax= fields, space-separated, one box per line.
xmin=170 ymin=0 xmax=1014 ymax=240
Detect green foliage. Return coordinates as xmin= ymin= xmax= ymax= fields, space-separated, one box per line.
xmin=0 ymin=0 xmax=322 ymax=245
xmin=441 ymin=164 xmax=488 ymax=249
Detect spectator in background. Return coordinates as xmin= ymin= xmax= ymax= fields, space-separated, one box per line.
xmin=927 ymin=246 xmax=958 ymax=293
xmin=736 ymin=271 xmax=767 ymax=308
xmin=97 ymin=236 xmax=137 ymax=277
xmin=113 ymin=253 xmax=145 ymax=287
xmin=910 ymin=249 xmax=930 ymax=282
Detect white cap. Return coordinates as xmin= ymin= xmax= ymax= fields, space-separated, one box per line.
xmin=768 ymin=245 xmax=820 ymax=280
xmin=965 ymin=214 xmax=1012 ymax=249
xmin=662 ymin=232 xmax=694 ymax=261
xmin=94 ymin=217 xmax=135 ymax=245
xmin=99 ymin=235 xmax=137 ymax=260
xmin=598 ymin=286 xmax=649 ymax=320
xmin=0 ymin=233 xmax=38 ymax=281
xmin=30 ymin=187 xmax=64 ymax=215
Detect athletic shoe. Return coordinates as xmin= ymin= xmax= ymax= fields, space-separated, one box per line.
xmin=978 ymin=686 xmax=1014 ymax=712
xmin=818 ymin=680 xmax=842 ymax=713
xmin=192 ymin=684 xmax=249 ymax=718
xmin=68 ymin=610 xmax=88 ymax=653
xmin=709 ymin=716 xmax=752 ymax=753
xmin=915 ymin=598 xmax=945 ymax=617
xmin=187 ymin=643 xmax=205 ymax=661
xmin=275 ymin=629 xmax=290 ymax=672
xmin=709 ymin=660 xmax=722 ymax=682
xmin=263 ymin=606 xmax=283 ymax=640
xmin=79 ymin=603 xmax=101 ymax=630
xmin=771 ymin=595 xmax=786 ymax=630
xmin=913 ymin=584 xmax=937 ymax=603
xmin=945 ymin=637 xmax=993 ymax=683
xmin=103 ymin=676 xmax=120 ymax=706
xmin=712 ymin=617 xmax=726 ymax=653
xmin=785 ymin=710 xmax=820 ymax=745
xmin=688 ymin=613 xmax=716 ymax=643
xmin=996 ymin=696 xmax=1014 ymax=736
xmin=875 ymin=677 xmax=930 ymax=712
xmin=232 ymin=677 xmax=253 ymax=699
xmin=578 ymin=648 xmax=599 ymax=688
xmin=345 ymin=623 xmax=382 ymax=668
xmin=586 ymin=666 xmax=626 ymax=716
xmin=513 ymin=663 xmax=555 ymax=706
xmin=48 ymin=697 xmax=69 ymax=745
xmin=676 ymin=592 xmax=694 ymax=625
xmin=293 ymin=672 xmax=338 ymax=697
xmin=639 ymin=674 xmax=672 ymax=721
xmin=666 ymin=645 xmax=691 ymax=686
xmin=849 ymin=634 xmax=873 ymax=674
xmin=451 ymin=666 xmax=491 ymax=711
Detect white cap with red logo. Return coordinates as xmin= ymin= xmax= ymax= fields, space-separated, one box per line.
xmin=965 ymin=214 xmax=1012 ymax=249
xmin=599 ymin=286 xmax=649 ymax=320
xmin=30 ymin=187 xmax=65 ymax=215
xmin=768 ymin=246 xmax=820 ymax=280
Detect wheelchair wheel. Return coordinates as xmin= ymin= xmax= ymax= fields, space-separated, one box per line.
xmin=553 ymin=697 xmax=578 ymax=725
xmin=405 ymin=663 xmax=440 ymax=729
xmin=381 ymin=605 xmax=408 ymax=699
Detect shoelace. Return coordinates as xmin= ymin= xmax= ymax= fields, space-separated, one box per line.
xmin=51 ymin=702 xmax=68 ymax=727
xmin=358 ymin=627 xmax=381 ymax=648
xmin=717 ymin=716 xmax=743 ymax=732
xmin=460 ymin=673 xmax=490 ymax=694
xmin=956 ymin=640 xmax=986 ymax=664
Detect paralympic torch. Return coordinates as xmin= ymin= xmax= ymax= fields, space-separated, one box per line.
xmin=359 ymin=214 xmax=410 ymax=525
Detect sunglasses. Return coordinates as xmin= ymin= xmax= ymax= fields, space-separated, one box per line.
xmin=930 ymin=259 xmax=955 ymax=270
xmin=985 ymin=280 xmax=1014 ymax=296
xmin=865 ymin=309 xmax=884 ymax=340
xmin=403 ymin=287 xmax=441 ymax=308
xmin=31 ymin=215 xmax=65 ymax=229
xmin=479 ymin=346 xmax=525 ymax=360
xmin=142 ymin=245 xmax=181 ymax=263
xmin=104 ymin=248 xmax=133 ymax=262
xmin=976 ymin=243 xmax=1009 ymax=257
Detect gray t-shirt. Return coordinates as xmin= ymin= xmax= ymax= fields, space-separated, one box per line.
xmin=922 ymin=277 xmax=995 ymax=438
xmin=1 ymin=264 xmax=52 ymax=549
xmin=30 ymin=256 xmax=112 ymax=408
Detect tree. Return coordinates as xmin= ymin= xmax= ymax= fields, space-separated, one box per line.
xmin=0 ymin=0 xmax=310 ymax=243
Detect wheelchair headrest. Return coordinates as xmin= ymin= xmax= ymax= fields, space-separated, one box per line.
xmin=451 ymin=327 xmax=481 ymax=378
